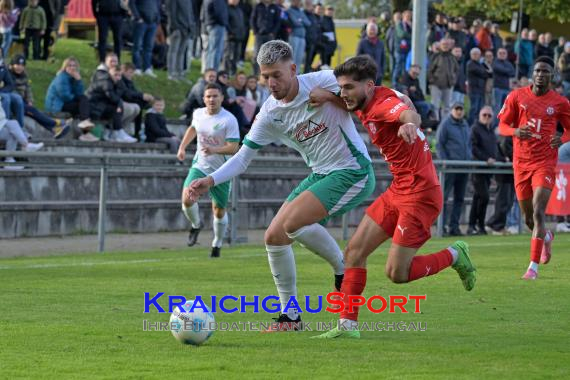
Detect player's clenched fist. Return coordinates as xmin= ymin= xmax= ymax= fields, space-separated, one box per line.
xmin=397 ymin=123 xmax=418 ymax=144
xmin=514 ymin=125 xmax=533 ymax=139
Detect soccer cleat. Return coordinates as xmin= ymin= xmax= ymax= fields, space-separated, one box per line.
xmin=334 ymin=273 xmax=344 ymax=291
xmin=311 ymin=326 xmax=360 ymax=339
xmin=187 ymin=223 xmax=203 ymax=246
xmin=261 ymin=313 xmax=302 ymax=333
xmin=210 ymin=247 xmax=221 ymax=258
xmin=522 ymin=268 xmax=538 ymax=280
xmin=451 ymin=241 xmax=476 ymax=291
xmin=540 ymin=231 xmax=554 ymax=264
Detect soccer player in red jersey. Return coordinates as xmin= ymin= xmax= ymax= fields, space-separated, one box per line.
xmin=314 ymin=55 xmax=477 ymax=339
xmin=498 ymin=56 xmax=570 ymax=280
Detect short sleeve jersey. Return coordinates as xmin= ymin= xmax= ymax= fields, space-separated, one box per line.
xmin=498 ymin=86 xmax=570 ymax=170
xmin=242 ymin=70 xmax=371 ymax=174
xmin=190 ymin=107 xmax=241 ymax=174
xmin=355 ymin=87 xmax=439 ymax=194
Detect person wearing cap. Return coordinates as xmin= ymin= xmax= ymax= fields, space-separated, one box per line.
xmin=9 ymin=54 xmax=70 ymax=139
xmin=558 ymin=41 xmax=570 ymax=97
xmin=436 ymin=101 xmax=472 ymax=236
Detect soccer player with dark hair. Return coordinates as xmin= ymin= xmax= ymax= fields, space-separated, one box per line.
xmin=314 ymin=55 xmax=477 ymax=339
xmin=498 ymin=56 xmax=570 ymax=280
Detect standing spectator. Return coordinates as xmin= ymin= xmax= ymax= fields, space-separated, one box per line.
xmin=392 ymin=9 xmax=411 ymax=86
xmin=427 ymin=12 xmax=447 ymax=45
xmin=165 ymin=0 xmax=196 ymax=81
xmin=448 ymin=17 xmax=466 ymax=50
xmin=515 ymin=28 xmax=534 ymax=78
xmin=492 ymin=47 xmax=515 ymax=116
xmin=38 ymin=0 xmax=58 ymax=60
xmin=274 ymin=0 xmax=290 ymax=42
xmin=483 ymin=49 xmax=494 ymax=106
xmin=451 ymin=46 xmax=466 ymax=104
xmin=45 ymin=57 xmax=95 ymax=134
xmin=129 ymin=0 xmax=160 ymax=77
xmin=427 ymin=38 xmax=458 ymax=121
xmin=0 ymin=102 xmax=43 ymax=169
xmin=555 ymin=141 xmax=570 ymax=232
xmin=287 ymin=0 xmax=310 ymax=74
xmin=19 ymin=0 xmax=45 ymax=60
xmin=0 ymin=0 xmax=20 ymax=58
xmin=222 ymin=0 xmax=245 ymax=77
xmin=436 ymin=102 xmax=472 ymax=236
xmin=250 ymin=0 xmax=280 ymax=75
xmin=476 ymin=20 xmax=493 ymax=53
xmin=467 ymin=106 xmax=497 ymax=235
xmin=535 ymin=33 xmax=554 ymax=59
xmin=303 ymin=0 xmax=319 ymax=74
xmin=399 ymin=64 xmax=431 ymax=120
xmin=119 ymin=62 xmax=153 ymax=140
xmin=319 ymin=5 xmax=336 ymax=68
xmin=9 ymin=54 xmax=70 ymax=138
xmin=144 ymin=97 xmax=180 ymax=153
xmin=92 ymin=0 xmax=124 ymax=63
xmin=385 ymin=11 xmax=401 ymax=76
xmin=204 ymin=0 xmax=228 ymax=71
xmin=356 ymin=22 xmax=385 ymax=85
xmin=464 ymin=24 xmax=479 ymax=57
xmin=466 ymin=47 xmax=491 ymax=124
xmin=559 ymin=42 xmax=570 ymax=97
xmin=490 ymin=23 xmax=503 ymax=54
xmin=554 ymin=36 xmax=566 ymax=64
xmin=486 ymin=135 xmax=515 ymax=234
xmin=238 ymin=0 xmax=252 ymax=67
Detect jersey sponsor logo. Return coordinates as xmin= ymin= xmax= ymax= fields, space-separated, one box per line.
xmin=212 ymin=123 xmax=222 ymax=131
xmin=198 ymin=135 xmax=222 ymax=146
xmin=294 ymin=120 xmax=328 ymax=142
xmin=545 ymin=176 xmax=552 ymax=184
xmin=368 ymin=122 xmax=377 ymax=134
xmin=389 ymin=102 xmax=405 ymax=114
xmin=546 ymin=106 xmax=554 ymax=115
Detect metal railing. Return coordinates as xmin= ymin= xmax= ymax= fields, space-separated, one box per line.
xmin=1 ymin=150 xmax=515 ymax=251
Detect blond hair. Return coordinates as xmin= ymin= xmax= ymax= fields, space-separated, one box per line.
xmin=59 ymin=57 xmax=79 ymax=74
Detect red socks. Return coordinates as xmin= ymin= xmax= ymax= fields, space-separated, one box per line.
xmin=530 ymin=238 xmax=544 ymax=264
xmin=339 ymin=268 xmax=367 ymax=321
xmin=408 ymin=249 xmax=453 ymax=282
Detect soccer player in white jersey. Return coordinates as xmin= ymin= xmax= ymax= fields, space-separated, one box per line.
xmin=178 ymin=83 xmax=240 ymax=258
xmin=188 ymin=40 xmax=376 ymax=331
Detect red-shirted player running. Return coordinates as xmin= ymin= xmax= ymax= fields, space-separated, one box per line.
xmin=498 ymin=56 xmax=570 ymax=280
xmin=314 ymin=56 xmax=477 ymax=339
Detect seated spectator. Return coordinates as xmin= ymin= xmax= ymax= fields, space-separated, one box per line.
xmin=0 ymin=102 xmax=43 ymax=169
xmin=119 ymin=62 xmax=154 ymax=141
xmin=86 ymin=65 xmax=136 ymax=142
xmin=45 ymin=57 xmax=95 ymax=134
xmin=228 ymin=71 xmax=256 ymax=122
xmin=9 ymin=54 xmax=70 ymax=139
xmin=181 ymin=68 xmax=217 ymax=120
xmin=399 ymin=64 xmax=431 ymax=121
xmin=216 ymin=70 xmax=250 ymax=137
xmin=245 ymin=75 xmax=268 ymax=111
xmin=144 ymin=97 xmax=180 ymax=154
xmin=228 ymin=72 xmax=247 ymax=98
xmin=356 ymin=22 xmax=385 ymax=85
xmin=0 ymin=47 xmax=24 ymax=128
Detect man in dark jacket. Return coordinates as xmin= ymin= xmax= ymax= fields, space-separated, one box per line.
xmin=319 ymin=6 xmax=336 ymax=67
xmin=356 ymin=23 xmax=385 ymax=84
xmin=92 ymin=0 xmax=124 ymax=63
xmin=250 ymin=0 xmax=280 ymax=74
xmin=129 ymin=0 xmax=161 ymax=76
xmin=427 ymin=38 xmax=458 ymax=121
xmin=222 ymin=0 xmax=245 ymax=76
xmin=492 ymin=47 xmax=515 ymax=117
xmin=436 ymin=102 xmax=471 ymax=236
xmin=303 ymin=0 xmax=319 ymax=73
xmin=165 ymin=0 xmax=196 ymax=80
xmin=238 ymin=0 xmax=252 ymax=64
xmin=119 ymin=62 xmax=154 ymax=140
xmin=204 ymin=0 xmax=228 ymax=71
xmin=400 ymin=64 xmax=430 ymax=120
xmin=466 ymin=47 xmax=492 ymax=124
xmin=451 ymin=46 xmax=466 ymax=105
xmin=467 ymin=106 xmax=497 ymax=235
xmin=486 ymin=135 xmax=515 ymax=234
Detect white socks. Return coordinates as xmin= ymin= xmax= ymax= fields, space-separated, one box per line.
xmin=266 ymin=244 xmax=299 ymax=320
xmin=286 ymin=223 xmax=344 ymax=275
xmin=339 ymin=318 xmax=358 ymax=330
xmin=182 ymin=203 xmax=201 ymax=228
xmin=545 ymin=230 xmax=553 ymax=243
xmin=448 ymin=247 xmax=459 ymax=265
xmin=528 ymin=261 xmax=539 ymax=272
xmin=212 ymin=214 xmax=228 ymax=248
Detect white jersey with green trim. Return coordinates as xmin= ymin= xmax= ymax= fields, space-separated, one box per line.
xmin=243 ymin=70 xmax=371 ymax=174
xmin=190 ymin=107 xmax=240 ymax=175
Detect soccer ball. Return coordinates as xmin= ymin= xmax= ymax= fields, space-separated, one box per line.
xmin=170 ymin=299 xmax=215 ymax=346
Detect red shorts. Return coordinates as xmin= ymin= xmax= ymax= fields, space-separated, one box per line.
xmin=366 ymin=186 xmax=442 ymax=249
xmin=514 ymin=167 xmax=555 ymax=200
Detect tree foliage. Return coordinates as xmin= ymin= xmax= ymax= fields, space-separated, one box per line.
xmin=436 ymin=0 xmax=570 ymax=23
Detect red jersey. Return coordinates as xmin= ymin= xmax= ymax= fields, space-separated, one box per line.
xmin=498 ymin=86 xmax=570 ymax=170
xmin=355 ymin=87 xmax=439 ymax=195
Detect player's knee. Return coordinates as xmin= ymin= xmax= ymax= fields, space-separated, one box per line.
xmin=213 ymin=207 xmax=225 ymax=219
xmin=264 ymin=226 xmax=289 ymax=246
xmin=281 ymin=217 xmax=303 ymax=236
xmin=385 ymin=265 xmax=409 ymax=284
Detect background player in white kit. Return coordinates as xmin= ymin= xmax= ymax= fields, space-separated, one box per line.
xmin=178 ymin=83 xmax=240 ymax=258
xmin=188 ymin=41 xmax=375 ymax=330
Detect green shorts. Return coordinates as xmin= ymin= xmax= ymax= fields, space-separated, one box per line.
xmin=286 ymin=163 xmax=376 ymax=224
xmin=183 ymin=168 xmax=230 ymax=209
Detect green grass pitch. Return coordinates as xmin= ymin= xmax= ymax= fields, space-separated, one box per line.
xmin=1 ymin=235 xmax=569 ymax=379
